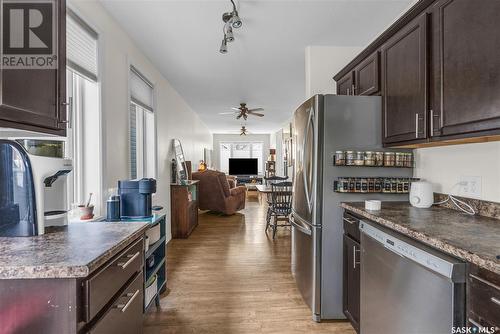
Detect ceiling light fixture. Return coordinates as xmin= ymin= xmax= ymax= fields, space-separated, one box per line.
xmin=219 ymin=0 xmax=242 ymax=54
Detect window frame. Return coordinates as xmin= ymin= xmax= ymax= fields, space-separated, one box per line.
xmin=219 ymin=141 xmax=265 ymax=175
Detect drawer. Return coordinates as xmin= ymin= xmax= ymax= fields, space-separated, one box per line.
xmin=468 ymin=273 xmax=500 ymax=328
xmin=84 ymin=237 xmax=144 ymax=322
xmin=89 ymin=271 xmax=144 ymax=334
xmin=343 ymin=211 xmax=360 ymax=242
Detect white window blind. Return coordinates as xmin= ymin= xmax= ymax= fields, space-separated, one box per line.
xmin=130 ymin=103 xmax=156 ymax=179
xmin=130 ymin=66 xmax=154 ymax=111
xmin=67 ymin=10 xmax=98 ymax=82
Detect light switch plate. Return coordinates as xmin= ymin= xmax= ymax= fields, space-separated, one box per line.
xmin=460 ymin=176 xmax=482 ymax=198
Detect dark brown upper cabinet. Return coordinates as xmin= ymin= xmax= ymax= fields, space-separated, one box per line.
xmin=337 ymin=71 xmax=355 ymax=95
xmin=430 ymin=0 xmax=500 ymax=139
xmin=381 ymin=14 xmax=428 ymax=145
xmin=354 ymin=51 xmax=380 ymax=96
xmin=0 ymin=0 xmax=67 ymax=136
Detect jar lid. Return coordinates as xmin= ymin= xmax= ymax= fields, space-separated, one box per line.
xmin=335 ymin=150 xmax=344 ymax=153
xmin=365 ymin=151 xmax=374 ymax=154
xmin=384 ymin=152 xmax=395 ymax=155
xmin=345 ymin=150 xmax=354 ymax=153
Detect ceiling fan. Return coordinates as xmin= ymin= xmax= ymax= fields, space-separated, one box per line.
xmin=219 ymin=103 xmax=265 ymax=120
xmin=240 ymin=125 xmax=248 ymax=136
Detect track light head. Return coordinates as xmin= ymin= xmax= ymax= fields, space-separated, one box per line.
xmin=220 ymin=38 xmax=228 ymax=54
xmin=231 ymin=12 xmax=242 ymax=28
xmin=225 ymin=25 xmax=234 ymax=42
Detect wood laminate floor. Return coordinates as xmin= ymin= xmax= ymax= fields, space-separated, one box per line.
xmin=144 ymin=198 xmax=355 ymax=334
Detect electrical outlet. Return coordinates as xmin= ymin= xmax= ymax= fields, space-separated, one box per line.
xmin=460 ymin=176 xmax=482 ymax=198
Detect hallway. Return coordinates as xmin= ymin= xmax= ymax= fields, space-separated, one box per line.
xmin=143 ymin=199 xmax=355 ymax=333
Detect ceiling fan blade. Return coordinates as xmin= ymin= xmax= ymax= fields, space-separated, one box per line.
xmin=249 ymin=112 xmax=265 ymax=117
xmin=248 ymin=108 xmax=264 ymax=112
xmin=231 ymin=107 xmax=241 ymax=111
xmin=219 ymin=112 xmax=236 ymax=115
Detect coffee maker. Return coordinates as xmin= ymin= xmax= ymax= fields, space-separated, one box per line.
xmin=0 ymin=140 xmax=72 ymax=236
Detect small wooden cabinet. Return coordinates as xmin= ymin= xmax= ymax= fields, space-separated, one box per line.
xmin=171 ymin=181 xmax=199 ymax=239
xmin=342 ymin=211 xmax=361 ymax=333
xmin=337 ymin=71 xmax=355 ymax=95
xmin=381 ymin=13 xmax=428 ymax=145
xmin=0 ymin=0 xmax=67 ymax=136
xmin=355 ymin=51 xmax=380 ymax=96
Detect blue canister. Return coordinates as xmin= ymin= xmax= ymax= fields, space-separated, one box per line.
xmin=106 ymin=195 xmax=121 ymax=221
xmin=118 ymin=178 xmax=157 ymax=219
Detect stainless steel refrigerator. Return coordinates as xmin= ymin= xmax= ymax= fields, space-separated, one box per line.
xmin=290 ymin=95 xmax=413 ymax=321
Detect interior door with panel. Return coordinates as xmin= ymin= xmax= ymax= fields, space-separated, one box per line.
xmin=431 ymin=0 xmax=500 ymax=139
xmin=355 ymin=51 xmax=380 ymax=96
xmin=336 ymin=72 xmax=354 ymax=96
xmin=0 ymin=0 xmax=67 ymax=136
xmin=381 ymin=14 xmax=428 ymax=145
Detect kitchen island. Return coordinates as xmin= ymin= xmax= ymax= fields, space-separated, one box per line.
xmin=0 ymin=222 xmax=149 ymax=334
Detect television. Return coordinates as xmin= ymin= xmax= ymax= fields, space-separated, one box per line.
xmin=229 ymin=158 xmax=258 ymax=176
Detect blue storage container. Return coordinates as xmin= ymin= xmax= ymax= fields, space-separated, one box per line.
xmin=118 ymin=178 xmax=156 ymax=219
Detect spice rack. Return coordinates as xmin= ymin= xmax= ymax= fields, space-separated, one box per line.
xmin=333 ymin=150 xmax=413 ymax=168
xmin=334 ymin=177 xmax=419 ymax=194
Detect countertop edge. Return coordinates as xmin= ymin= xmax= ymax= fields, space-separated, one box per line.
xmin=341 ymin=203 xmax=500 ymax=275
xmin=0 ymin=223 xmax=150 ymax=280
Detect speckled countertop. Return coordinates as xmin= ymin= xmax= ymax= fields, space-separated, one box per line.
xmin=0 ymin=222 xmax=149 ymax=279
xmin=341 ymin=202 xmax=500 ymax=275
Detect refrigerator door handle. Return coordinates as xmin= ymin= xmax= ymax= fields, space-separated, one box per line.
xmin=290 ymin=214 xmax=312 ymax=236
xmin=302 ymin=108 xmax=314 ymax=213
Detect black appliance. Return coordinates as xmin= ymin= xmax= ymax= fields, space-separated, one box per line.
xmin=228 ymin=158 xmax=258 ymax=175
xmin=0 ymin=140 xmax=37 ymax=236
xmin=118 ymin=178 xmax=156 ymax=219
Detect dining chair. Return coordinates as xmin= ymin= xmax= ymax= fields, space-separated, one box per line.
xmin=266 ymin=181 xmax=293 ymax=239
xmin=263 ymin=176 xmax=288 ymax=227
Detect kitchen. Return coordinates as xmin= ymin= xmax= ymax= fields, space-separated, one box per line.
xmin=0 ymin=0 xmax=499 ymax=333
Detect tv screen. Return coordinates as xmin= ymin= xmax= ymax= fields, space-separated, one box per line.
xmin=229 ymin=158 xmax=258 ymax=175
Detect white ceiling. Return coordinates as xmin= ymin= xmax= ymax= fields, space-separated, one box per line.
xmin=100 ymin=0 xmax=414 ymax=134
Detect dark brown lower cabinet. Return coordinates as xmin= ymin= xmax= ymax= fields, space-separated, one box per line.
xmin=343 ymin=235 xmax=360 ymax=332
xmin=467 ymin=264 xmax=500 ymax=331
xmin=171 ymin=181 xmax=199 ymax=238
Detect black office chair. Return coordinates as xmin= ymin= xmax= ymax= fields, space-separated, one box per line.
xmin=266 ymin=181 xmax=293 ymax=239
xmin=263 ymin=176 xmax=288 ymax=227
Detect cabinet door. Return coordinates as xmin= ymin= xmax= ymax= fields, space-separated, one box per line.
xmin=355 ymin=51 xmax=380 ymax=96
xmin=431 ymin=0 xmax=500 ymax=138
xmin=382 ymin=14 xmax=428 ymax=145
xmin=337 ymin=72 xmax=354 ymax=95
xmin=343 ymin=234 xmax=360 ymax=332
xmin=0 ymin=0 xmax=67 ymax=136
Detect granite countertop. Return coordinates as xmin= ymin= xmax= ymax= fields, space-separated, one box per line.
xmin=341 ymin=202 xmax=500 ymax=275
xmin=0 ymin=222 xmax=149 ymax=279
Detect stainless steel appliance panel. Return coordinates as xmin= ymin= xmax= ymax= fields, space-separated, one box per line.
xmin=360 ymin=221 xmax=465 ymax=334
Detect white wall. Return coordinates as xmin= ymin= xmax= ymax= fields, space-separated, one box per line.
xmin=305 ymin=46 xmax=362 ymax=97
xmin=414 ymin=142 xmax=500 ymax=202
xmin=212 ymin=134 xmax=270 ymax=173
xmin=69 ymin=0 xmax=212 ymax=216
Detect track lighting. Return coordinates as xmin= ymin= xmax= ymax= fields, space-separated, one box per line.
xmin=219 ymin=0 xmax=242 ymax=53
xmin=220 ymin=37 xmax=228 ymax=54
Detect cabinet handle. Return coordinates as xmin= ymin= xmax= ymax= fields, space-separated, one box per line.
xmin=492 ymin=297 xmax=500 ymax=306
xmin=343 ymin=217 xmax=356 ymax=225
xmin=115 ymin=289 xmax=140 ymax=313
xmin=346 ymin=88 xmax=350 ymax=95
xmin=351 ymin=84 xmax=356 ymax=96
xmin=468 ymin=318 xmax=482 ymax=329
xmin=59 ymin=97 xmax=73 ymax=128
xmin=415 ymin=113 xmax=424 ymax=138
xmin=117 ymin=251 xmax=140 ymax=269
xmin=353 ymin=246 xmax=360 ymax=269
xmin=470 ymin=274 xmax=500 ymax=291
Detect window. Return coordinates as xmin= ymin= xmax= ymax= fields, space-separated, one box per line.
xmin=219 ymin=142 xmax=264 ymax=174
xmin=129 ymin=66 xmax=156 ymax=179
xmin=66 ymin=10 xmax=101 ymax=216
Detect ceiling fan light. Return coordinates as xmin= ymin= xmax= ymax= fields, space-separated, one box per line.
xmin=231 ymin=12 xmax=242 ymax=29
xmin=219 ymin=38 xmax=228 ymax=54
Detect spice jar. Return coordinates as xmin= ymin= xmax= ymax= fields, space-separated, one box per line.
xmin=345 ymin=151 xmax=355 ymax=166
xmin=384 ymin=152 xmax=395 ymax=167
xmin=334 ymin=151 xmax=345 ymax=166
xmin=405 ymin=153 xmax=413 ymax=168
xmin=354 ymin=151 xmax=364 ymax=166
xmin=375 ymin=152 xmax=384 ymax=166
xmin=368 ymin=178 xmax=375 ymax=192
xmin=355 ymin=178 xmax=362 ymax=192
xmin=360 ymin=178 xmax=368 ymax=193
xmin=391 ymin=178 xmax=398 ymax=193
xmin=348 ymin=178 xmax=355 ymax=192
xmin=383 ymin=178 xmax=392 ymax=193
xmin=364 ymin=151 xmax=375 ymax=166
xmin=395 ymin=153 xmax=405 ymax=167
xmin=374 ymin=178 xmax=383 ymax=192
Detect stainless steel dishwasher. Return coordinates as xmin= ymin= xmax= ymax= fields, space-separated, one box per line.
xmin=359 ymin=221 xmax=466 ymax=334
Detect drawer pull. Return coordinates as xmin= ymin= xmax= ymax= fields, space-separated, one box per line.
xmin=470 ymin=274 xmax=500 ymax=291
xmin=117 ymin=252 xmax=140 ymax=269
xmin=492 ymin=297 xmax=500 ymax=306
xmin=343 ymin=217 xmax=357 ymax=225
xmin=468 ymin=318 xmax=482 ymax=328
xmin=115 ymin=289 xmax=140 ymax=313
